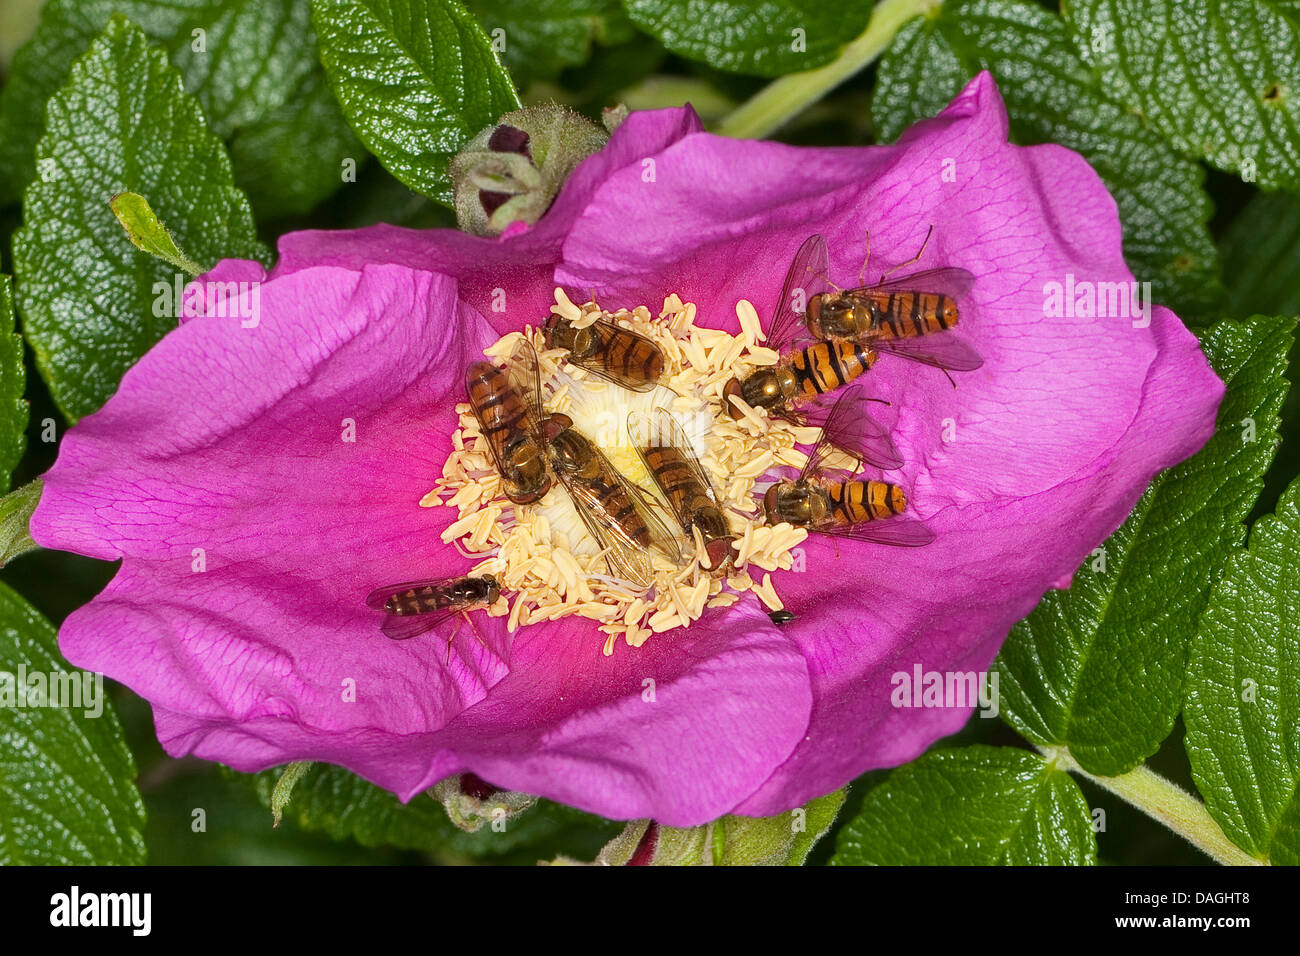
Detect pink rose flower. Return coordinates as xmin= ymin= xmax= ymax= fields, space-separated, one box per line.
xmin=31 ymin=74 xmax=1221 ymax=825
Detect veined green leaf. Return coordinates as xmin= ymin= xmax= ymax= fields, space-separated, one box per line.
xmin=0 ymin=581 xmax=146 ymax=864
xmin=1185 ymin=472 xmax=1300 ymax=864
xmin=1067 ymin=0 xmax=1300 ymax=192
xmin=0 ymin=277 xmax=28 ymax=495
xmin=874 ymin=0 xmax=1222 ymax=313
xmin=995 ymin=316 xmax=1294 ymax=775
xmin=311 ymin=0 xmax=520 ymax=204
xmin=11 ymin=15 xmax=268 ymax=423
xmin=830 ymin=746 xmax=1097 ymax=865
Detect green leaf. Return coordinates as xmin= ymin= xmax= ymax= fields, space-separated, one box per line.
xmin=873 ymin=0 xmax=1222 ymax=313
xmin=11 ymin=15 xmax=268 ymax=423
xmin=1221 ymin=191 xmax=1300 ymax=320
xmin=621 ymin=0 xmax=873 ymax=77
xmin=0 ymin=276 xmax=28 ymax=494
xmin=246 ymin=763 xmax=619 ymax=862
xmin=0 ymin=0 xmax=350 ymax=220
xmin=830 ymin=746 xmax=1097 ymax=865
xmin=169 ymin=0 xmax=317 ymax=139
xmin=0 ymin=581 xmax=146 ymax=864
xmin=1067 ymin=0 xmax=1300 ymax=192
xmin=227 ymin=66 xmax=364 ymax=220
xmin=601 ymin=791 xmax=845 ymax=865
xmin=996 ymin=316 xmax=1294 ymax=775
xmin=0 ymin=0 xmax=213 ymax=207
xmin=463 ymin=0 xmax=632 ymax=88
xmin=109 ymin=192 xmax=204 ymax=277
xmin=311 ymin=0 xmax=521 ymax=205
xmin=0 ymin=480 xmax=42 ymax=567
xmin=1185 ymin=472 xmax=1300 ymax=865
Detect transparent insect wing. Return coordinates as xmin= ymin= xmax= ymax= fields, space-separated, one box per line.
xmin=379 ymin=607 xmax=462 ymax=641
xmin=628 ymin=408 xmax=722 ymax=526
xmin=869 ymin=265 xmax=975 ymax=300
xmin=873 ymin=335 xmax=984 ymax=372
xmin=801 ymin=385 xmax=904 ymax=474
xmin=556 ymin=465 xmax=656 ymax=587
xmin=572 ymin=321 xmax=664 ymax=392
xmin=506 ymin=337 xmax=547 ymax=434
xmin=767 ymin=233 xmax=831 ymax=350
xmin=830 ymin=516 xmax=935 ymax=548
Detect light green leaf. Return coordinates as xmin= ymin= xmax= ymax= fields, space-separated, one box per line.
xmin=0 ymin=581 xmax=146 ymax=864
xmin=995 ymin=316 xmax=1294 ymax=775
xmin=12 ymin=15 xmax=268 ymax=423
xmin=1185 ymin=473 xmax=1300 ymax=864
xmin=0 ymin=480 xmax=42 ymax=567
xmin=1066 ymin=0 xmax=1300 ymax=191
xmin=311 ymin=0 xmax=520 ymax=204
xmin=621 ymin=0 xmax=874 ymax=77
xmin=109 ymin=192 xmax=203 ymax=277
xmin=830 ymin=746 xmax=1097 ymax=865
xmin=873 ymin=0 xmax=1222 ymax=313
xmin=0 ymin=276 xmax=27 ymax=494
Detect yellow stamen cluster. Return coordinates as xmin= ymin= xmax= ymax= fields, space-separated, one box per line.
xmin=423 ymin=290 xmax=817 ymax=655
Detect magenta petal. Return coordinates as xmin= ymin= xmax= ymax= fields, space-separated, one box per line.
xmin=558 ymin=72 xmax=1222 ymax=814
xmin=153 ymin=604 xmax=812 ymax=826
xmin=34 ymin=264 xmax=510 ymax=734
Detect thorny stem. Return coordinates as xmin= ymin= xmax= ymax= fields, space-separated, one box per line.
xmin=1039 ymin=745 xmax=1265 ymax=866
xmin=715 ymin=0 xmax=943 ymax=140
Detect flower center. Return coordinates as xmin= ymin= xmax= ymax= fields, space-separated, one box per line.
xmin=426 ymin=290 xmax=813 ymax=655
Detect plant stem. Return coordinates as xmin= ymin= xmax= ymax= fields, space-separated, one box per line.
xmin=715 ymin=0 xmax=942 ymax=140
xmin=1040 ymin=745 xmax=1265 ymax=866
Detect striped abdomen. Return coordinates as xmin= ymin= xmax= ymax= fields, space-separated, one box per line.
xmin=861 ymin=290 xmax=957 ymax=340
xmin=787 ymin=340 xmax=877 ymax=402
xmin=385 ymin=579 xmax=490 ymax=616
xmin=466 ymin=361 xmax=531 ymax=450
xmin=596 ymin=325 xmax=665 ymax=385
xmin=817 ymin=480 xmax=907 ymax=528
xmin=642 ymin=446 xmax=713 ymax=526
xmin=582 ymin=462 xmax=652 ymax=548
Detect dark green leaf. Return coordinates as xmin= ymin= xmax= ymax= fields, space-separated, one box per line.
xmin=996 ymin=316 xmax=1294 ymax=775
xmin=830 ymin=746 xmax=1097 ymax=865
xmin=0 ymin=0 xmax=213 ymax=207
xmin=0 ymin=0 xmax=348 ymax=220
xmin=1221 ymin=191 xmax=1300 ymax=320
xmin=311 ymin=0 xmax=520 ymax=204
xmin=1185 ymin=472 xmax=1300 ymax=864
xmin=0 ymin=277 xmax=27 ymax=494
xmin=0 ymin=581 xmax=146 ymax=864
xmin=464 ymin=0 xmax=631 ymax=88
xmin=873 ymin=0 xmax=1222 ymax=313
xmin=12 ymin=15 xmax=268 ymax=422
xmin=1067 ymin=0 xmax=1300 ymax=191
xmin=228 ymin=65 xmax=364 ymax=220
xmin=621 ymin=0 xmax=873 ymax=77
xmin=247 ymin=763 xmax=619 ymax=862
xmin=170 ymin=0 xmax=317 ymax=139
